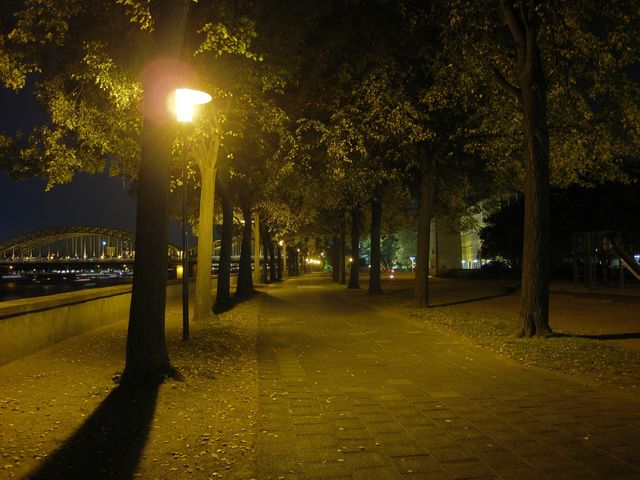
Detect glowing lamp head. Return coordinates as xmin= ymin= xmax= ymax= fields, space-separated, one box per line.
xmin=175 ymin=88 xmax=212 ymax=122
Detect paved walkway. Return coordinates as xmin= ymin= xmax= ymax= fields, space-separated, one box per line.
xmin=255 ymin=275 xmax=640 ymax=479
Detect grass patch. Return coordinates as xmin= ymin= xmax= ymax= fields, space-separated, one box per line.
xmin=353 ymin=282 xmax=640 ymax=392
xmin=412 ymin=306 xmax=640 ymax=391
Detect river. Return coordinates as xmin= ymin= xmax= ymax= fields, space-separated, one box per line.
xmin=0 ymin=277 xmax=133 ymax=302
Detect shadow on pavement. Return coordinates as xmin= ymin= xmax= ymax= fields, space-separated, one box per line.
xmin=26 ymin=384 xmax=158 ymax=480
xmin=556 ymin=332 xmax=640 ymax=341
xmin=430 ymin=290 xmax=515 ymax=308
xmin=214 ymin=287 xmax=263 ymax=313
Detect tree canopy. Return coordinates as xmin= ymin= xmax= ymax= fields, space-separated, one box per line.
xmin=2 ymin=0 xmax=640 ymax=383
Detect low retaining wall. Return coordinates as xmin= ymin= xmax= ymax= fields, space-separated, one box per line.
xmin=0 ymin=278 xmax=225 ymax=366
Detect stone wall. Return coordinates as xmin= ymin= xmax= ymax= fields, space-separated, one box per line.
xmin=0 ymin=278 xmax=226 ymax=366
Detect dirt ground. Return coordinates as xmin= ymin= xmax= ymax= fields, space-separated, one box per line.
xmin=0 ymin=298 xmax=261 ymax=480
xmin=386 ymin=273 xmax=640 ymax=347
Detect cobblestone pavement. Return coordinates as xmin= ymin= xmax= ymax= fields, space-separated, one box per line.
xmin=255 ymin=275 xmax=640 ymax=480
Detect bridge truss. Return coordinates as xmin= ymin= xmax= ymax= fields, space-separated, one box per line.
xmin=0 ymin=226 xmax=182 ymax=260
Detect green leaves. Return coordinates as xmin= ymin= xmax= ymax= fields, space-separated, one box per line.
xmin=78 ymin=41 xmax=142 ymax=111
xmin=115 ymin=0 xmax=152 ymax=31
xmin=195 ymin=18 xmax=260 ymax=61
xmin=0 ymin=39 xmax=40 ymax=90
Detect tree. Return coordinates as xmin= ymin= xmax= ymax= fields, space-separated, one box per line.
xmin=0 ymin=0 xmax=196 ymax=384
xmin=446 ymin=0 xmax=640 ymax=336
xmin=235 ymin=198 xmax=254 ymax=295
xmin=0 ymin=1 xmax=145 ymax=183
xmin=347 ymin=207 xmax=362 ymax=289
xmin=0 ymin=0 xmax=263 ymax=382
xmin=215 ymin=179 xmax=234 ymax=310
xmin=497 ymin=0 xmax=552 ymax=336
xmin=189 ymin=134 xmax=220 ymax=322
xmin=368 ymin=195 xmax=383 ymax=294
xmin=284 ymin=2 xmax=430 ymax=295
xmin=123 ymin=0 xmax=191 ymax=385
xmin=183 ymin=0 xmax=264 ymax=321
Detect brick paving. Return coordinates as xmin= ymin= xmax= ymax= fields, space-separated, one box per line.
xmin=255 ymin=275 xmax=640 ymax=479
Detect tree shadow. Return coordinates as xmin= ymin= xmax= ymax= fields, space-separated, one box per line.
xmin=212 ymin=288 xmax=263 ymax=313
xmin=213 ymin=298 xmax=236 ymax=314
xmin=26 ymin=384 xmax=159 ymax=480
xmin=430 ymin=289 xmax=516 ymax=308
xmin=553 ymin=332 xmax=640 ymax=341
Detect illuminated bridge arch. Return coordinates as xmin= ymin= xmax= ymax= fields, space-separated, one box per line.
xmin=0 ymin=226 xmax=181 ymax=260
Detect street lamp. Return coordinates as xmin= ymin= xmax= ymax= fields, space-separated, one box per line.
xmin=175 ymin=88 xmax=212 ymax=342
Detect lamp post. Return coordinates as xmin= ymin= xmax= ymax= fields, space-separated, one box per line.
xmin=175 ymin=88 xmax=212 ymax=341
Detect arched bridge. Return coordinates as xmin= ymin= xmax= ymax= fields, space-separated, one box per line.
xmin=0 ymin=226 xmax=182 ymax=261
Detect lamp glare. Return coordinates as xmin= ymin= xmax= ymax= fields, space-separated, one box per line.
xmin=175 ymin=88 xmax=212 ymax=123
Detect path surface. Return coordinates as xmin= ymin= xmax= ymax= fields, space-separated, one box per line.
xmin=255 ymin=274 xmax=640 ymax=479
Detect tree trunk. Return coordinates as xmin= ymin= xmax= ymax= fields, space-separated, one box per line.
xmin=500 ymin=1 xmax=552 ymax=337
xmin=191 ymin=137 xmax=221 ymax=323
xmin=368 ymin=196 xmax=383 ymax=295
xmin=236 ymin=201 xmax=254 ymax=295
xmin=268 ymin=237 xmax=276 ymax=282
xmin=215 ymin=186 xmax=233 ymax=311
xmin=348 ymin=207 xmax=361 ymax=289
xmin=253 ymin=213 xmax=261 ymax=285
xmin=192 ymin=160 xmax=217 ymax=322
xmin=332 ymin=233 xmax=340 ymax=282
xmin=261 ymin=225 xmax=269 ymax=283
xmin=339 ymin=215 xmax=346 ymax=284
xmin=415 ymin=167 xmax=435 ymax=308
xmin=281 ymin=243 xmax=287 ymax=279
xmin=276 ymin=243 xmax=283 ymax=280
xmin=122 ymin=0 xmax=190 ymax=386
xmin=294 ymin=248 xmax=300 ymax=275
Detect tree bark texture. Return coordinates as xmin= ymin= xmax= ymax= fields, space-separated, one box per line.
xmin=191 ymin=136 xmax=221 ymax=321
xmin=295 ymin=249 xmax=301 ymax=275
xmin=191 ymin=140 xmax=219 ymax=322
xmin=268 ymin=237 xmax=277 ymax=282
xmin=215 ymin=185 xmax=233 ymax=311
xmin=277 ymin=244 xmax=283 ymax=280
xmin=348 ymin=207 xmax=361 ymax=289
xmin=339 ymin=215 xmax=346 ymax=284
xmin=253 ymin=214 xmax=261 ymax=284
xmin=368 ymin=196 xmax=383 ymax=295
xmin=500 ymin=0 xmax=552 ymax=337
xmin=122 ymin=0 xmax=190 ymax=386
xmin=332 ymin=234 xmax=340 ymax=282
xmin=415 ymin=167 xmax=435 ymax=308
xmin=193 ymin=166 xmax=216 ymax=321
xmin=281 ymin=243 xmax=287 ymax=279
xmin=260 ymin=225 xmax=269 ymax=283
xmin=235 ymin=201 xmax=254 ymax=295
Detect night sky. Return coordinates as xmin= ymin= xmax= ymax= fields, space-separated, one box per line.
xmin=0 ymin=170 xmax=137 ymax=240
xmin=0 ymin=87 xmax=184 ymax=244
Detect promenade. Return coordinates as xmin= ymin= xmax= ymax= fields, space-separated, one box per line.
xmin=1 ymin=273 xmax=640 ymax=479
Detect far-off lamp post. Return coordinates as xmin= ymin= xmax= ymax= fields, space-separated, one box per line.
xmin=175 ymin=87 xmax=212 ymax=342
